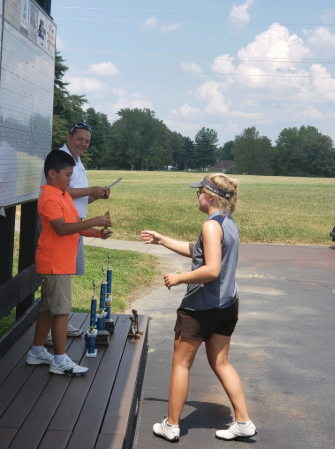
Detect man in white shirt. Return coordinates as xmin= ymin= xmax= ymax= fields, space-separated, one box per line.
xmin=41 ymin=122 xmax=110 ymax=342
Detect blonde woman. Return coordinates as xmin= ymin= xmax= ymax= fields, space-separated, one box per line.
xmin=141 ymin=174 xmax=256 ymax=443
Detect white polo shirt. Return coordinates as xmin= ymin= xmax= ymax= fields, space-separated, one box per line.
xmin=41 ymin=145 xmax=89 ymax=218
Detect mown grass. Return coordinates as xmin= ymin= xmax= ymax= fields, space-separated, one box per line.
xmin=87 ymin=171 xmax=335 ymax=245
xmin=70 ymin=247 xmax=157 ymax=313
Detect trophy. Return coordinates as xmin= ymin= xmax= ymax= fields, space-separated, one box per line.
xmin=105 ymin=254 xmax=115 ymax=335
xmin=85 ymin=281 xmax=98 ymax=357
xmin=95 ymin=267 xmax=110 ymax=346
xmin=128 ymin=309 xmax=143 ymax=342
xmin=102 ymin=211 xmax=112 ymax=234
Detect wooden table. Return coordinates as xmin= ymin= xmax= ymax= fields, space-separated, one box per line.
xmin=0 ymin=312 xmax=148 ymax=449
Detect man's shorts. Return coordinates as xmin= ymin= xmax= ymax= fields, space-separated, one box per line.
xmin=174 ymin=297 xmax=239 ymax=342
xmin=41 ymin=274 xmax=72 ymax=315
xmin=76 ymin=235 xmax=85 ymax=276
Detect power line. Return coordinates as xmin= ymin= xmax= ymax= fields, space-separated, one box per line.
xmin=151 ymin=71 xmax=335 ymax=79
xmin=70 ymin=67 xmax=335 ymax=79
xmin=52 ymin=7 xmax=334 ymax=15
xmin=54 ymin=18 xmax=335 ymax=26
xmin=58 ymin=48 xmax=335 ymax=64
xmin=201 ymin=72 xmax=335 ymax=78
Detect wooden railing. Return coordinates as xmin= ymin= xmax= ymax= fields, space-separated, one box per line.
xmin=0 ymin=201 xmax=42 ymax=358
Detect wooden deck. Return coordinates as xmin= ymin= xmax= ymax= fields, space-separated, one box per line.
xmin=0 ymin=312 xmax=149 ymax=449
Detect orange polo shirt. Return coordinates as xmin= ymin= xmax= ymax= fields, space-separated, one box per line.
xmin=36 ymin=185 xmax=80 ymax=274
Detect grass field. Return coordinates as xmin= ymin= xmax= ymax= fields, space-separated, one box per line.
xmin=87 ymin=171 xmax=335 ymax=245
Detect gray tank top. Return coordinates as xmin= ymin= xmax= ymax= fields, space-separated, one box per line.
xmin=179 ymin=210 xmax=239 ymax=311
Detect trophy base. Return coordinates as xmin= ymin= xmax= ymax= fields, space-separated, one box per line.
xmin=85 ymin=349 xmax=98 ymax=358
xmin=105 ymin=320 xmax=115 ymax=335
xmin=85 ymin=331 xmax=110 ymax=347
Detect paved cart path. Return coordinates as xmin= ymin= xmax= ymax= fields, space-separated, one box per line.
xmin=127 ymin=244 xmax=335 ymax=449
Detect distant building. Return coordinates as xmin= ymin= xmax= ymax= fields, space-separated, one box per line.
xmin=210 ymin=160 xmax=234 ymax=172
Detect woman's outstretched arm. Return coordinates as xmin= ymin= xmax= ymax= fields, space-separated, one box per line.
xmin=141 ymin=230 xmax=194 ymax=258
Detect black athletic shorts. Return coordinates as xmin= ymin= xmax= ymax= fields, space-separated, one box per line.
xmin=174 ymin=296 xmax=239 ymax=342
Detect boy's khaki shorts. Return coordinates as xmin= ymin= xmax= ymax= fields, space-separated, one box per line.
xmin=41 ymin=275 xmax=72 ymax=315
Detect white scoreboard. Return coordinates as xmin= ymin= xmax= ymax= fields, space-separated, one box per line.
xmin=0 ymin=0 xmax=56 ymax=213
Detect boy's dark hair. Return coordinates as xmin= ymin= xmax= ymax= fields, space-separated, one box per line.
xmin=44 ymin=150 xmax=75 ymax=178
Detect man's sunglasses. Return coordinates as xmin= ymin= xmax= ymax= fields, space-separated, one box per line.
xmin=69 ymin=122 xmax=91 ymax=133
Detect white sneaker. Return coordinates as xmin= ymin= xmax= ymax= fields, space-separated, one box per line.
xmin=153 ymin=418 xmax=180 ymax=442
xmin=49 ymin=355 xmax=89 ymax=376
xmin=216 ymin=420 xmax=257 ymax=440
xmin=26 ymin=347 xmax=53 ymax=365
xmin=45 ymin=324 xmax=83 ymax=346
xmin=44 ymin=333 xmax=53 ymax=347
xmin=67 ymin=323 xmax=83 ymax=337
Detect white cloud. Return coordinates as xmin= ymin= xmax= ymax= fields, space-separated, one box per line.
xmin=298 ymin=105 xmax=324 ymax=121
xmin=179 ymin=103 xmax=200 ymax=117
xmin=237 ymin=23 xmax=310 ymax=68
xmin=212 ymin=55 xmax=236 ymax=78
xmin=228 ymin=0 xmax=254 ymax=27
xmin=160 ymin=23 xmax=181 ymax=34
xmin=308 ymin=64 xmax=335 ymax=102
xmin=64 ymin=76 xmax=109 ymax=97
xmin=196 ymin=80 xmax=221 ymax=101
xmin=112 ymin=97 xmax=153 ymax=112
xmin=319 ymin=8 xmax=335 ymax=24
xmin=112 ymin=87 xmax=127 ymax=97
xmin=186 ymin=22 xmax=335 ymax=131
xmin=170 ymin=103 xmax=201 ymax=118
xmin=87 ymin=62 xmax=120 ymax=76
xmin=140 ymin=17 xmax=157 ymax=33
xmin=232 ymin=23 xmax=311 ymax=91
xmin=181 ymin=62 xmax=204 ymax=76
xmin=164 ymin=114 xmax=201 ymax=137
xmin=303 ymin=27 xmax=335 ymax=50
xmin=196 ymin=81 xmax=230 ymax=116
xmin=96 ymin=91 xmax=153 ymax=121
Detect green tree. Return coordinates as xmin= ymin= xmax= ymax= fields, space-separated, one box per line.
xmin=181 ymin=137 xmax=196 ymax=170
xmin=273 ymin=126 xmax=335 ymax=177
xmin=217 ymin=140 xmax=234 ymax=161
xmin=194 ymin=127 xmax=218 ymax=171
xmin=82 ymin=108 xmax=113 ymax=169
xmin=52 ymin=51 xmax=87 ymax=150
xmin=167 ymin=131 xmax=185 ymax=169
xmin=232 ymin=127 xmax=273 ymax=175
xmin=111 ymin=108 xmax=171 ymax=170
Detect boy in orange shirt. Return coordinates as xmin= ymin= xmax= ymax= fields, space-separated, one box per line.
xmin=26 ymin=150 xmax=112 ymax=375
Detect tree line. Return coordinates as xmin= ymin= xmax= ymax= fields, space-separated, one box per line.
xmin=53 ymin=52 xmax=335 ymax=177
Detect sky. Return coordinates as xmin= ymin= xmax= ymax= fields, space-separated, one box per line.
xmin=51 ymin=0 xmax=335 ymax=146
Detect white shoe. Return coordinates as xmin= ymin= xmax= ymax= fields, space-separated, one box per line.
xmin=45 ymin=324 xmax=83 ymax=347
xmin=216 ymin=420 xmax=257 ymax=440
xmin=67 ymin=323 xmax=83 ymax=337
xmin=44 ymin=334 xmax=53 ymax=346
xmin=153 ymin=418 xmax=180 ymax=442
xmin=26 ymin=347 xmax=53 ymax=365
xmin=49 ymin=355 xmax=89 ymax=376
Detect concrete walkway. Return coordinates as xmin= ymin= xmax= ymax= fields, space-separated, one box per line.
xmin=83 ymin=235 xmax=173 ymax=256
